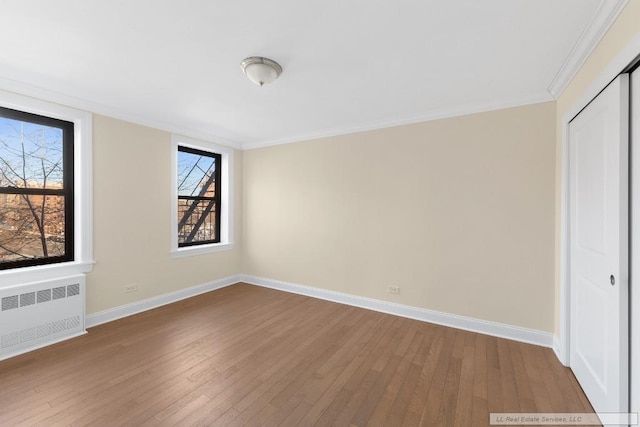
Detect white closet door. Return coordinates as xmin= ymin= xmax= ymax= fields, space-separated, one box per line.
xmin=569 ymin=74 xmax=629 ymax=417
xmin=631 ymin=67 xmax=640 ymax=419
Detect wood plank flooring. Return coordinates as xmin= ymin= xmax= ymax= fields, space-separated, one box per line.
xmin=0 ymin=283 xmax=595 ymax=426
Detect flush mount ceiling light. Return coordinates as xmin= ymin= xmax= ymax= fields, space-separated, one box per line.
xmin=240 ymin=56 xmax=283 ymax=87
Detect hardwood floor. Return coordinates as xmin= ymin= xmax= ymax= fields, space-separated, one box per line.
xmin=0 ymin=283 xmax=595 ymax=426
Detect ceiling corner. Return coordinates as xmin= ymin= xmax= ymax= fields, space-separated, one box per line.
xmin=547 ymin=0 xmax=629 ymax=99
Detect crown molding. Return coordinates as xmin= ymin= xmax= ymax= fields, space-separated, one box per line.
xmin=0 ymin=76 xmax=243 ymax=150
xmin=241 ymin=93 xmax=554 ymax=150
xmin=547 ymin=0 xmax=629 ymax=99
xmin=0 ymin=72 xmax=555 ymax=153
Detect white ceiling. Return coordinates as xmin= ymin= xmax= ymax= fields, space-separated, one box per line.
xmin=0 ymin=1 xmax=625 ymax=148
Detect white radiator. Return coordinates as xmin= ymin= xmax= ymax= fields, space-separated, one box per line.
xmin=0 ymin=275 xmax=85 ymax=360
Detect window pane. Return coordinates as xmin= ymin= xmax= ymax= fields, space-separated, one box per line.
xmin=0 ymin=194 xmax=66 ymax=263
xmin=0 ymin=117 xmax=64 ymax=190
xmin=177 ymin=150 xmax=216 ymax=197
xmin=178 ymin=199 xmax=217 ymax=244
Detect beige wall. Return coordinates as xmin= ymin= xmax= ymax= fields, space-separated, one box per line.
xmin=554 ymin=2 xmax=640 ymax=335
xmin=86 ymin=115 xmax=242 ymax=314
xmin=243 ymin=102 xmax=556 ymax=332
xmin=82 ymin=1 xmax=640 ymax=332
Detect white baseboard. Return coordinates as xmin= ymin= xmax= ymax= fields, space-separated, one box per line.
xmin=84 ymin=273 xmax=555 ymax=350
xmin=240 ymin=274 xmax=554 ymax=348
xmin=553 ymin=335 xmax=568 ymax=366
xmin=85 ymin=275 xmax=241 ymax=328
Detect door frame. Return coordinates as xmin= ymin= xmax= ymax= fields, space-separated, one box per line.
xmin=559 ymin=31 xmax=640 ymax=412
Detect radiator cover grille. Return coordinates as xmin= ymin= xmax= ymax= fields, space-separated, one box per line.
xmin=0 ymin=275 xmax=85 ymax=360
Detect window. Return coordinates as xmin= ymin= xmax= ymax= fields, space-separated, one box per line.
xmin=0 ymin=106 xmax=74 ymax=270
xmin=177 ymin=146 xmax=221 ymax=246
xmin=0 ymin=90 xmax=92 ymax=286
xmin=171 ymin=135 xmax=233 ymax=257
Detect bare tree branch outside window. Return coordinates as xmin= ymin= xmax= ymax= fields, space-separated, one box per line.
xmin=0 ymin=108 xmax=72 ymax=268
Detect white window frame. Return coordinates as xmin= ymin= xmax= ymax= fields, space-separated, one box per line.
xmin=171 ymin=134 xmax=233 ymax=258
xmin=0 ymin=90 xmax=93 ymax=287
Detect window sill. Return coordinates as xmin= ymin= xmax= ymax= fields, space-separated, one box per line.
xmin=0 ymin=260 xmax=95 ymax=289
xmin=170 ymin=242 xmax=234 ymax=259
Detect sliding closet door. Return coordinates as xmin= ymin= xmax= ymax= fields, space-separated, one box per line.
xmin=631 ymin=67 xmax=640 ymax=419
xmin=569 ymin=74 xmax=629 ymax=416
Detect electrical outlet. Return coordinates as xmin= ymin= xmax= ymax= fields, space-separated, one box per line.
xmin=388 ymin=286 xmax=400 ymax=295
xmin=124 ymin=283 xmax=138 ymax=293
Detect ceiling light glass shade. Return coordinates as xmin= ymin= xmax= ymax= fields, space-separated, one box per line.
xmin=240 ymin=57 xmax=283 ymax=86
